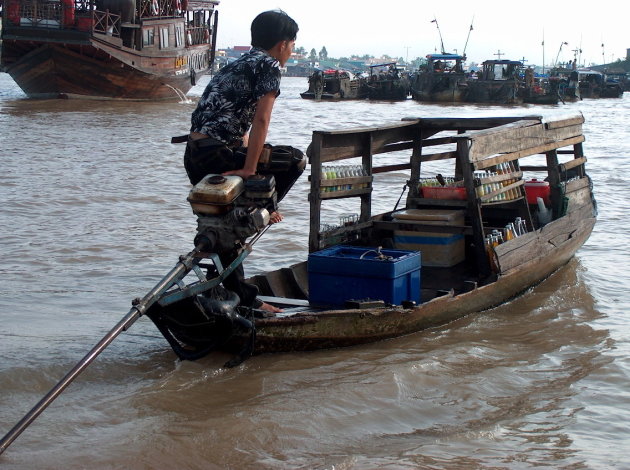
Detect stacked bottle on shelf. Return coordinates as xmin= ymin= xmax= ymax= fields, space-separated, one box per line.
xmin=475 ymin=161 xmax=520 ymax=202
xmin=484 ymin=217 xmax=528 ymax=272
xmin=320 ymin=165 xmax=369 ymax=193
xmin=319 ymin=213 xmax=360 ymax=246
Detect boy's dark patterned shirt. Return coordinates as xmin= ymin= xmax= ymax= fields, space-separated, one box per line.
xmin=190 ymin=47 xmax=281 ymax=146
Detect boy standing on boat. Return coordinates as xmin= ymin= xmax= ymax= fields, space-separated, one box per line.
xmin=183 ymin=10 xmax=304 ymax=313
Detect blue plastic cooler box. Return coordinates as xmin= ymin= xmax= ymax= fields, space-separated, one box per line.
xmin=308 ymin=245 xmax=421 ymax=307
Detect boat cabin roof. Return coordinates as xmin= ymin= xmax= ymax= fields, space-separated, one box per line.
xmin=370 ymin=62 xmax=398 ymax=68
xmin=187 ymin=0 xmax=219 ymax=7
xmin=482 ymin=60 xmax=523 ymax=66
xmin=426 ymin=54 xmax=464 ymax=61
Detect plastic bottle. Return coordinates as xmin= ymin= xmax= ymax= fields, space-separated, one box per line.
xmin=537 ymin=197 xmax=552 ymax=226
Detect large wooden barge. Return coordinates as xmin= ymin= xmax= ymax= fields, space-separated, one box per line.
xmin=1 ymin=0 xmax=218 ymax=100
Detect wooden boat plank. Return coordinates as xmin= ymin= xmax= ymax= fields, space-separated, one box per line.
xmin=565 ymin=186 xmax=593 ymax=214
xmin=565 ymin=177 xmax=591 ymax=193
xmin=468 ymin=126 xmax=585 ymax=164
xmin=543 ymin=113 xmax=585 ymax=129
xmin=473 ymin=135 xmax=585 ymax=171
xmin=474 ymin=135 xmax=585 ymax=171
xmin=317 ymin=124 xmax=420 ymax=162
xmin=402 ymin=116 xmax=543 ymax=130
xmin=561 ymin=157 xmax=588 ymax=173
xmin=315 ymin=120 xmax=419 ymax=136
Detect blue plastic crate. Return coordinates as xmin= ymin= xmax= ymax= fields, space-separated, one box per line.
xmin=308 ymin=246 xmax=421 ymax=307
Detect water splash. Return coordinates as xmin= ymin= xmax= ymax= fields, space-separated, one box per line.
xmin=163 ymin=84 xmax=193 ymax=104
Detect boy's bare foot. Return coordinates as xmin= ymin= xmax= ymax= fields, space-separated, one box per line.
xmin=260 ymin=301 xmax=283 ymax=313
xmin=269 ymin=211 xmax=283 ymax=224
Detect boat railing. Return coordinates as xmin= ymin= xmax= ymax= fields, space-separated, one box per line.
xmin=138 ymin=0 xmax=182 ymax=19
xmin=92 ymin=9 xmax=121 ymax=37
xmin=187 ymin=26 xmax=210 ymax=46
xmin=308 ymin=114 xmax=590 ymax=276
xmin=16 ymin=1 xmax=63 ymax=28
xmin=10 ymin=1 xmax=120 ymax=37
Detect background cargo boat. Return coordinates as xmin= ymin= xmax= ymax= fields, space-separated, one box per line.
xmin=466 ymin=59 xmax=523 ymax=104
xmin=365 ymin=62 xmax=410 ymax=100
xmin=409 ymin=53 xmax=468 ymax=102
xmin=300 ymin=68 xmax=367 ymax=100
xmin=148 ymin=113 xmax=596 ymax=355
xmin=0 ymin=0 xmax=219 ymax=100
xmin=578 ymin=70 xmax=624 ymax=98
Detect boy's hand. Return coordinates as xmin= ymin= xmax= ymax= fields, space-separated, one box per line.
xmin=222 ymin=168 xmax=256 ymax=179
xmin=269 ymin=211 xmax=283 ymax=224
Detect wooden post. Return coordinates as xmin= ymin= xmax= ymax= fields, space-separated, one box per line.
xmin=454 ymin=128 xmax=466 ymax=181
xmin=573 ymin=142 xmax=585 ymax=178
xmin=407 ymin=123 xmax=423 ymax=203
xmin=359 ymin=132 xmax=373 ymax=223
xmin=458 ymin=139 xmax=491 ymax=278
xmin=308 ymin=133 xmax=323 ymax=253
xmin=546 ymin=149 xmax=562 ymax=219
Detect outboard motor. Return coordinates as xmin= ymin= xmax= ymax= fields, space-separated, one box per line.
xmin=146 ymin=173 xmax=278 ymax=366
xmin=188 ymin=173 xmax=277 ymax=253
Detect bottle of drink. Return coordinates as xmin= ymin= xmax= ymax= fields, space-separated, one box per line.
xmin=513 ymin=217 xmax=522 ymax=236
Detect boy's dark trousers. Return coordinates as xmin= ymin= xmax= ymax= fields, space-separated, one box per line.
xmin=183 ymin=137 xmax=306 ymax=307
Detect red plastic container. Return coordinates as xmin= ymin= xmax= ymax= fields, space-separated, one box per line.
xmin=524 ymin=179 xmax=550 ymax=204
xmin=421 ymin=186 xmax=467 ymax=200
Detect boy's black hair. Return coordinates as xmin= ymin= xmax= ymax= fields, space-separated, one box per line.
xmin=251 ymin=10 xmax=298 ymax=50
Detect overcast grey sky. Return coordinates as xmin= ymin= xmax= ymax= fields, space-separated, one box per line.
xmin=215 ymin=0 xmax=628 ymax=67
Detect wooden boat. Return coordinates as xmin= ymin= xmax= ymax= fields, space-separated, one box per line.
xmin=148 ymin=113 xmax=597 ymax=357
xmin=466 ymin=59 xmax=523 ymax=104
xmin=1 ymin=0 xmax=219 ymax=100
xmin=602 ymin=71 xmax=629 ymax=92
xmin=549 ymin=68 xmax=581 ymax=102
xmin=365 ymin=62 xmax=410 ymax=100
xmin=409 ymin=53 xmax=468 ymax=102
xmin=521 ymin=75 xmax=560 ymax=104
xmin=300 ymin=69 xmax=367 ymax=100
xmin=598 ymin=76 xmax=624 ymax=98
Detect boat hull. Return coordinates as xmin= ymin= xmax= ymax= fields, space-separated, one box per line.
xmin=251 ymin=212 xmax=595 ymax=353
xmin=367 ymin=78 xmax=410 ymax=101
xmin=410 ymin=73 xmax=467 ymax=102
xmin=466 ymin=80 xmax=522 ymax=104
